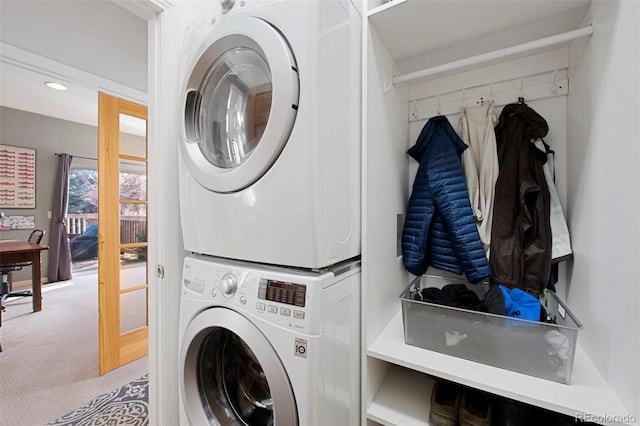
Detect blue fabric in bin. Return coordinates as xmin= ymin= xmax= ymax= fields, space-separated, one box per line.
xmin=499 ymin=286 xmax=541 ymax=321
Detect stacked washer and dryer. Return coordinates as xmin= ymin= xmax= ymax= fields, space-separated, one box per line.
xmin=177 ymin=1 xmax=362 ymax=425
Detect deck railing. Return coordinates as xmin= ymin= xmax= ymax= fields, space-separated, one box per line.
xmin=66 ymin=213 xmax=146 ymax=244
xmin=66 ymin=214 xmax=97 ymax=236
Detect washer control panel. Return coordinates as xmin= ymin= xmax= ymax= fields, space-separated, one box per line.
xmin=257 ymin=279 xmax=306 ymax=307
xmin=183 ymin=256 xmax=322 ymax=334
xmin=220 ymin=273 xmax=238 ymax=297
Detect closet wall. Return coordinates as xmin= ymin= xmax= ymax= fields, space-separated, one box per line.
xmin=566 ymin=1 xmax=639 ymax=415
xmin=361 ymin=0 xmax=639 ymax=424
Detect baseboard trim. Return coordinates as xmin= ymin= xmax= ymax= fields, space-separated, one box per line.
xmin=10 ymin=278 xmax=49 ymax=291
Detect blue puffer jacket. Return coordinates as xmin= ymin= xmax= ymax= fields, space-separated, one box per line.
xmin=402 ymin=116 xmax=491 ymax=283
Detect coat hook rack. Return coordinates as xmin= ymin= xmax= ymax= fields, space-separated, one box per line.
xmin=550 ymin=69 xmax=559 ymax=94
xmin=518 ymin=77 xmax=525 ymax=104
xmin=408 ymin=69 xmax=569 ymax=123
xmin=410 ymin=100 xmax=418 ymax=119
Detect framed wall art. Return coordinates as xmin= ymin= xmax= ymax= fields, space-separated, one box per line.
xmin=0 ymin=144 xmax=36 ymax=208
xmin=0 ymin=214 xmax=36 ymax=231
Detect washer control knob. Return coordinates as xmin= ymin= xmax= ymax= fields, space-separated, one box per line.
xmin=239 ymin=296 xmax=247 ymax=305
xmin=219 ymin=0 xmax=235 ymax=14
xmin=220 ymin=273 xmax=237 ymax=297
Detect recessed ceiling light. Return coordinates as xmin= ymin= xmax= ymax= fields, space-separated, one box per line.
xmin=44 ymin=81 xmax=67 ymax=91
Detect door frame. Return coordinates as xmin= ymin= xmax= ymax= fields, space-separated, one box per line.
xmin=90 ymin=0 xmax=179 ymax=423
xmin=0 ymin=1 xmax=178 ymax=423
xmin=114 ymin=2 xmax=181 ymax=424
xmin=146 ymin=3 xmax=182 ymax=426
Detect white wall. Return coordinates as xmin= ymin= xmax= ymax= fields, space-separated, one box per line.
xmin=0 ymin=0 xmax=147 ymax=92
xmin=0 ymin=106 xmax=148 ymax=283
xmin=0 ymin=106 xmax=98 ymax=282
xmin=568 ymin=0 xmax=640 ymax=419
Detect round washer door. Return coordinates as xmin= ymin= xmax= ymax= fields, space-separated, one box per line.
xmin=180 ymin=308 xmax=298 ymax=426
xmin=182 ymin=16 xmax=299 ymax=193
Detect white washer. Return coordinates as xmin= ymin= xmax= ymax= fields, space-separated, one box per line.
xmin=179 ymin=254 xmax=361 ymax=426
xmin=179 ymin=0 xmax=362 ymax=268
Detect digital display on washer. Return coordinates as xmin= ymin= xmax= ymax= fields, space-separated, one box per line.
xmin=258 ymin=279 xmax=306 ymax=307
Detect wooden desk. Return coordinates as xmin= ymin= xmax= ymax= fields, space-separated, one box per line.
xmin=0 ymin=239 xmax=49 ymax=312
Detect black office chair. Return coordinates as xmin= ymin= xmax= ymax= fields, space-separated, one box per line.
xmin=0 ymin=229 xmax=45 ymax=311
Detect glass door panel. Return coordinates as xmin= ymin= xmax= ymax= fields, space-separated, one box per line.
xmin=118 ymin=110 xmax=148 ymax=342
xmin=119 ymin=114 xmax=147 ymax=157
xmin=97 ymin=92 xmax=149 ymax=374
xmin=120 ymin=288 xmax=148 ymax=334
xmin=119 ymin=159 xmax=147 ymax=200
xmin=119 ymin=203 xmax=147 ymax=243
xmin=120 ymin=254 xmax=147 ymax=290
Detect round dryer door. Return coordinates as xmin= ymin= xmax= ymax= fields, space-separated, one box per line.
xmin=182 ymin=16 xmax=299 ymax=193
xmin=180 ymin=308 xmax=298 ymax=425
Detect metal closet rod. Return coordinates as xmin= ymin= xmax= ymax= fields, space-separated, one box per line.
xmin=392 ymin=23 xmax=594 ymax=86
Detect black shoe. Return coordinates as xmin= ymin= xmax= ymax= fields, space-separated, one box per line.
xmin=459 ymin=389 xmax=493 ymax=426
xmin=494 ymin=398 xmax=528 ymax=426
xmin=429 ymin=380 xmax=462 ymax=426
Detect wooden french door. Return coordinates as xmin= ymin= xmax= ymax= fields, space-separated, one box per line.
xmin=97 ymin=92 xmax=149 ymax=375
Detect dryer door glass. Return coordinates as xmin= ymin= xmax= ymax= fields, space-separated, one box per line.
xmin=181 ymin=16 xmax=299 ymax=193
xmin=198 ymin=47 xmax=272 ymax=169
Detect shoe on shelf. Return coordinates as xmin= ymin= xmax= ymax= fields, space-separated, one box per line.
xmin=429 ymin=380 xmax=462 ymax=426
xmin=494 ymin=398 xmax=529 ymax=426
xmin=459 ymin=389 xmax=493 ymax=426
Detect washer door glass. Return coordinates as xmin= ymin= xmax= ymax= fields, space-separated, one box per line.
xmin=201 ymin=330 xmax=273 ymax=424
xmin=182 ymin=16 xmax=299 ymax=193
xmin=181 ymin=308 xmax=298 ymax=426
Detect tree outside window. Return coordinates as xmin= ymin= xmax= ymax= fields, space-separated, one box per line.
xmin=68 ymin=168 xmax=98 ymax=214
xmin=68 ymin=169 xmax=146 ymax=215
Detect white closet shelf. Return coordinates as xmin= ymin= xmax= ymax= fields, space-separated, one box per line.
xmin=392 ymin=25 xmax=592 ymax=85
xmin=368 ymin=0 xmax=591 ymax=85
xmin=367 ymin=311 xmax=637 ymax=426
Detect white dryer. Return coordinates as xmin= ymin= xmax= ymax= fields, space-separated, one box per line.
xmin=178 ymin=0 xmax=362 ymax=268
xmin=179 ymin=254 xmax=361 ymax=426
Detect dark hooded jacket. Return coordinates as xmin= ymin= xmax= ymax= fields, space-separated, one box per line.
xmin=402 ymin=116 xmax=491 ymax=284
xmin=489 ymin=103 xmax=551 ymax=294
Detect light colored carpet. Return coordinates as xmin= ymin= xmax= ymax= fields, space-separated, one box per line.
xmin=0 ymin=273 xmax=148 ymax=426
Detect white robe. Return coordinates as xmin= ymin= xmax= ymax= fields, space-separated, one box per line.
xmin=459 ymin=101 xmax=498 ymax=257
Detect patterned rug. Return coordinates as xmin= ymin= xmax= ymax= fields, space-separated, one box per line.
xmin=47 ymin=374 xmax=149 ymax=426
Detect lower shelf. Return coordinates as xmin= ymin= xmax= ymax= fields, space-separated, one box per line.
xmin=368 ymin=367 xmax=435 ymax=425
xmin=367 ymin=310 xmax=637 ymax=426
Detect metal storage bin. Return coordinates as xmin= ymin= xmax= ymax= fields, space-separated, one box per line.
xmin=400 ymin=275 xmax=583 ymax=384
